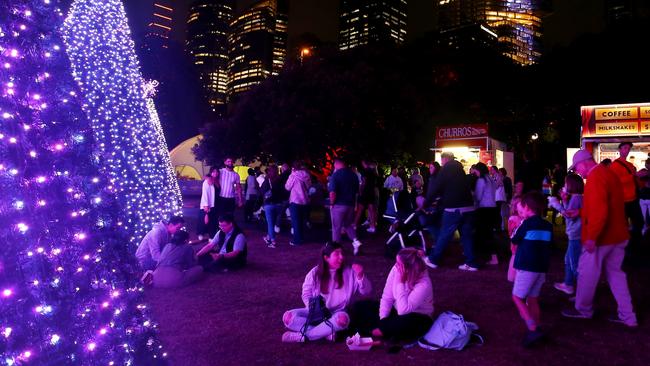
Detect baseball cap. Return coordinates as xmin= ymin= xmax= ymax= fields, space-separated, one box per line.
xmin=569 ymin=149 xmax=593 ymax=171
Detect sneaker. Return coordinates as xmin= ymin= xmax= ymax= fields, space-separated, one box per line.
xmin=607 ymin=315 xmax=638 ymax=328
xmin=140 ymin=270 xmax=154 ymax=285
xmin=553 ymin=282 xmax=575 ymax=295
xmin=487 ymin=255 xmax=499 ymax=265
xmin=274 ymin=225 xmax=281 ymax=234
xmin=561 ymin=307 xmax=591 ymax=319
xmin=263 ymin=236 xmax=272 ymax=245
xmin=289 ymin=241 xmax=299 ymax=247
xmin=366 ymin=227 xmax=376 ymax=233
xmin=361 ymin=220 xmax=370 ymax=227
xmin=458 ymin=264 xmax=478 ymax=272
xmin=281 ymin=331 xmax=304 ymax=343
xmin=352 ymin=239 xmax=362 ymax=255
xmin=522 ymin=329 xmax=545 ymax=348
xmin=423 ymin=257 xmax=438 ymax=269
xmin=267 ymin=241 xmax=276 ymax=249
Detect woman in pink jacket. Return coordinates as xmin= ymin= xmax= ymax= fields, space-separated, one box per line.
xmin=372 ymin=248 xmax=434 ymax=342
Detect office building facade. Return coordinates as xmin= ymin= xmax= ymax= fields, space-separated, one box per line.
xmin=339 ymin=0 xmax=408 ymax=51
xmin=227 ymin=0 xmax=288 ymax=99
xmin=186 ymin=0 xmax=234 ymax=113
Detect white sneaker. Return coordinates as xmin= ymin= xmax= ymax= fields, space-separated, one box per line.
xmin=352 ymin=239 xmax=362 ymax=255
xmin=553 ymin=282 xmax=575 ymax=295
xmin=281 ymin=331 xmax=304 ymax=343
xmin=366 ymin=227 xmax=376 ymax=233
xmin=274 ymin=225 xmax=280 ymax=234
xmin=423 ymin=257 xmax=438 ymax=269
xmin=458 ymin=264 xmax=478 ymax=272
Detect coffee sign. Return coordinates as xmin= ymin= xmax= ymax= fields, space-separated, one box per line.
xmin=581 ymin=103 xmax=650 ymax=138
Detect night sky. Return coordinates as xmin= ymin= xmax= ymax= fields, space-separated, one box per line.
xmin=124 ymin=0 xmax=606 ymax=52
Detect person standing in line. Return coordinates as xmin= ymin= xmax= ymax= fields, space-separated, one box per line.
xmin=198 ymin=167 xmax=219 ymax=239
xmin=216 ymin=157 xmax=243 ymax=218
xmin=329 ymin=157 xmax=363 ymax=255
xmin=285 ymin=161 xmax=311 ymax=246
xmin=561 ymin=150 xmax=637 ymax=328
xmin=609 ymin=142 xmax=644 ymax=263
xmin=474 ymin=162 xmax=498 ymax=265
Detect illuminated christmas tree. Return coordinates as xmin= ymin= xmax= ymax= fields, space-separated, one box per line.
xmin=1 ymin=1 xmax=167 ymax=364
xmin=62 ymin=0 xmax=182 ymax=244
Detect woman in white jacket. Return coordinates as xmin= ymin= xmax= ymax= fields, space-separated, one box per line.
xmin=198 ymin=167 xmax=219 ymax=239
xmin=282 ymin=242 xmax=372 ymax=342
xmin=372 ymin=248 xmax=434 ymax=342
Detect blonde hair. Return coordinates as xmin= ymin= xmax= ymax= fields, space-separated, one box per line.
xmin=397 ymin=248 xmax=427 ymax=289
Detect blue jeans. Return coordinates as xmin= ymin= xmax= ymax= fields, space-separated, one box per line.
xmin=428 ymin=210 xmax=476 ymax=267
xmin=264 ymin=204 xmax=281 ymax=241
xmin=564 ymin=239 xmax=582 ymax=286
xmin=289 ymin=203 xmax=308 ymax=245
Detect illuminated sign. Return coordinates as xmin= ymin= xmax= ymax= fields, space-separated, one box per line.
xmin=581 ymin=103 xmax=650 ymax=138
xmin=436 ymin=124 xmax=488 ymax=141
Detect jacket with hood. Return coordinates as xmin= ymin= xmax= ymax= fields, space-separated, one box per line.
xmin=285 ymin=169 xmax=311 ymax=205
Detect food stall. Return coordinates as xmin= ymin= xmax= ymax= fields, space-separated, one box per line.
xmin=580 ymin=102 xmax=650 ymax=170
xmin=432 ymin=123 xmax=514 ymax=175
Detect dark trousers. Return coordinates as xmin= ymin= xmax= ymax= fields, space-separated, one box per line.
xmin=216 ymin=197 xmax=236 ymax=218
xmin=244 ymin=195 xmax=258 ymax=222
xmin=289 ymin=203 xmax=309 ymax=245
xmin=379 ymin=311 xmax=433 ymax=342
xmin=198 ymin=253 xmax=245 ymax=272
xmin=474 ymin=207 xmax=499 ymax=260
xmin=428 ymin=210 xmax=476 ymax=267
xmin=197 ymin=207 xmax=218 ymax=238
xmin=625 ymin=199 xmax=645 ymax=261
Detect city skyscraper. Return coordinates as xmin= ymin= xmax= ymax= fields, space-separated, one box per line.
xmin=228 ymin=0 xmax=289 ymax=99
xmin=338 ymin=0 xmax=408 ymax=51
xmin=437 ymin=0 xmax=543 ymax=65
xmin=143 ymin=1 xmax=174 ymax=52
xmin=186 ymin=0 xmax=234 ymax=114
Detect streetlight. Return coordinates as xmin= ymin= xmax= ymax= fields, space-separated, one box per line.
xmin=299 ymin=47 xmax=311 ymax=64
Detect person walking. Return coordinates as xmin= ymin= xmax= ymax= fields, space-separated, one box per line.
xmin=329 ymin=157 xmax=362 ymax=255
xmin=423 ymin=152 xmax=478 ymax=271
xmin=561 ymin=150 xmax=637 ymax=328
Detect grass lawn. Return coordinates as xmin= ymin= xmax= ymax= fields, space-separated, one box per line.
xmin=146 ymin=219 xmax=650 ymax=366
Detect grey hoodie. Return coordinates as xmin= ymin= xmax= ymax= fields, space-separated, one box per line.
xmin=285 ymin=169 xmax=311 ymax=205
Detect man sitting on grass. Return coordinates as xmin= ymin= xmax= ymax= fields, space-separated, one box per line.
xmin=197 ymin=213 xmax=247 ymax=272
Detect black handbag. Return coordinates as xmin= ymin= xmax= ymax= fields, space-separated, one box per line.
xmin=300 ymin=295 xmax=333 ymax=341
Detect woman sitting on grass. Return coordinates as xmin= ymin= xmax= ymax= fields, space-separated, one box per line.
xmin=153 ymin=231 xmax=204 ymax=288
xmin=372 ymin=247 xmax=434 ymax=343
xmin=282 ymin=242 xmax=372 ymax=342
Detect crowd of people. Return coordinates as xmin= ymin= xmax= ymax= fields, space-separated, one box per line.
xmin=134 ymin=144 xmax=648 ymax=349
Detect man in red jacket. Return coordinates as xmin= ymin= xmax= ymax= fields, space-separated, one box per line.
xmin=561 ymin=150 xmax=637 ymax=327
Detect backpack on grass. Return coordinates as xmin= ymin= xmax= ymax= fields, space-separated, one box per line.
xmin=418 ymin=311 xmax=483 ymax=351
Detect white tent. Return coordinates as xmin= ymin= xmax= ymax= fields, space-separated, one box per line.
xmin=169 ymin=135 xmax=209 ymax=180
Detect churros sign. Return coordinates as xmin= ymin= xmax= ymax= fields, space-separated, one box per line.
xmin=436 ymin=124 xmax=488 ymax=140
xmin=582 ymin=103 xmax=650 ymax=137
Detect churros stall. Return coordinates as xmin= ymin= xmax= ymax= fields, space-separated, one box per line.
xmin=580 ymin=103 xmax=650 ymax=170
xmin=432 ymin=123 xmax=514 ymax=175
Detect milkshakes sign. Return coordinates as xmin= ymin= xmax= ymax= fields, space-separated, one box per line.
xmin=581 ymin=103 xmax=650 ymax=137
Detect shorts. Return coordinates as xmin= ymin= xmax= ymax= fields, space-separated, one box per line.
xmin=358 ymin=192 xmax=378 ymax=206
xmin=512 ymin=270 xmax=545 ymax=298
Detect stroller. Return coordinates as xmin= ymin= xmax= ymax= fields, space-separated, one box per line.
xmin=382 ymin=190 xmax=427 ymax=254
